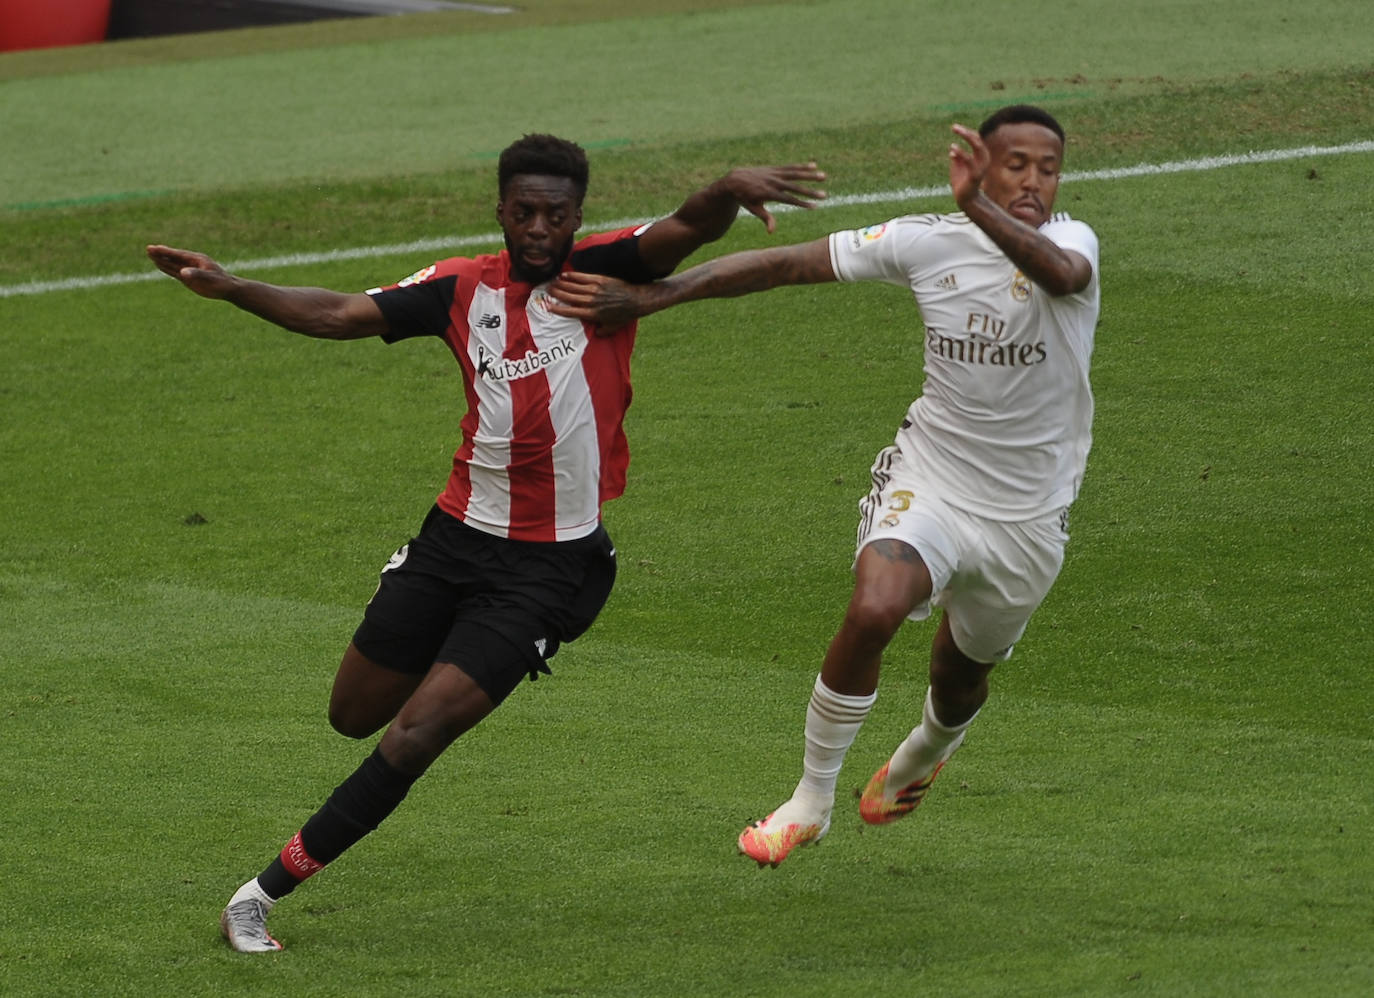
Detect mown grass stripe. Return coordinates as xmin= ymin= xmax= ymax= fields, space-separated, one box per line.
xmin=3 ymin=139 xmax=1369 ymax=300
xmin=6 ymin=189 xmax=175 ymax=212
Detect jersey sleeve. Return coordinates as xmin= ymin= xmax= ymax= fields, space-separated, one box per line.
xmin=364 ymin=261 xmax=459 ymax=343
xmin=827 ymin=217 xmax=928 ymax=287
xmin=1041 ymin=216 xmax=1100 ymax=279
xmin=1040 ymin=217 xmax=1100 ymax=309
xmin=569 ymin=226 xmax=659 ymax=285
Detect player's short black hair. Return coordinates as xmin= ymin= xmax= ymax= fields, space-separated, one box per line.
xmin=498 ymin=134 xmax=590 ymax=202
xmin=978 ymin=105 xmax=1066 ymax=145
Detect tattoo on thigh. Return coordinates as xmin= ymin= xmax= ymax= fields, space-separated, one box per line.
xmin=869 ymin=539 xmax=921 ymax=563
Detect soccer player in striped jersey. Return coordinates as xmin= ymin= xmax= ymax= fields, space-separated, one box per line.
xmin=548 ymin=106 xmax=1100 ymax=867
xmin=147 ymin=133 xmax=826 ymax=951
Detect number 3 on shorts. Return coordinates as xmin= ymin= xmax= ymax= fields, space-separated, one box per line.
xmin=382 ymin=544 xmax=410 ymax=574
xmin=369 ymin=544 xmax=410 ymax=603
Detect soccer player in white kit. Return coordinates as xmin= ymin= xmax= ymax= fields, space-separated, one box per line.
xmin=549 ymin=105 xmax=1101 ymax=866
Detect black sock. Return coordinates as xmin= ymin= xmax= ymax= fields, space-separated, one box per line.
xmin=257 ymin=746 xmax=420 ymax=900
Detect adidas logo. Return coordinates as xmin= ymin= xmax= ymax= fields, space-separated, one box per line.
xmin=935 ymin=273 xmax=959 ymax=291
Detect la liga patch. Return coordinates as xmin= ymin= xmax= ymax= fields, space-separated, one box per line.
xmin=396 ymin=264 xmax=437 ymax=288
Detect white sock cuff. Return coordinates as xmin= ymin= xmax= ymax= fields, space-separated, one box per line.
xmin=924 ymin=686 xmax=978 ymax=734
xmin=229 ymin=878 xmax=275 ymax=909
xmin=812 ymin=674 xmax=877 ymax=717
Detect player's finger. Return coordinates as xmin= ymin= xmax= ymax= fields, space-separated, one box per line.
xmin=545 ymin=299 xmax=592 ymax=317
xmin=547 ymin=287 xmax=591 ymax=305
xmin=549 ymin=285 xmax=593 ymax=303
xmin=146 ymin=245 xmax=176 ymax=267
xmin=784 ymin=186 xmax=828 ymax=203
xmin=148 ymin=253 xmax=189 ymax=278
xmin=550 ymin=295 xmax=597 ymax=311
xmin=746 ymin=205 xmax=778 ymax=233
xmin=547 ymin=281 xmax=599 ymax=305
xmin=553 ymin=271 xmax=602 ymax=289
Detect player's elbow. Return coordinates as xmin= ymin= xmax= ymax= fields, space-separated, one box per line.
xmin=314 ymin=309 xmax=363 ymax=339
xmin=313 ymin=296 xmax=386 ymax=340
xmin=1042 ymin=275 xmax=1086 ymax=297
xmin=1045 ymin=254 xmax=1093 ymax=297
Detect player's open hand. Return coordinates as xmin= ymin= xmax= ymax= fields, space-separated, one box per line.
xmin=721 ymin=164 xmax=828 ymax=233
xmin=948 ymin=124 xmax=990 ymax=210
xmin=548 ymin=271 xmax=661 ymax=333
xmin=146 ymin=244 xmax=236 ymax=299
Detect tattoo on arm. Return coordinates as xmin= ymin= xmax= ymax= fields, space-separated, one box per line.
xmin=660 ymin=240 xmax=834 ymax=307
xmin=965 ymin=193 xmax=1089 ymax=296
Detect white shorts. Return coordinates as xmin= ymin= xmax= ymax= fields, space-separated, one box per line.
xmin=856 ymin=445 xmax=1068 ymax=663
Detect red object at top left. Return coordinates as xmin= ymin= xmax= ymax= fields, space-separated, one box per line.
xmin=0 ymin=0 xmax=112 ymax=53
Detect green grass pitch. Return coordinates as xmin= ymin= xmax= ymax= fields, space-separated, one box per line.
xmin=1 ymin=2 xmax=1371 ymax=995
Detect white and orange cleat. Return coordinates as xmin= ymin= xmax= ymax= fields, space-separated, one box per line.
xmin=859 ymin=759 xmax=946 ymax=826
xmin=738 ymin=802 xmax=831 ymax=868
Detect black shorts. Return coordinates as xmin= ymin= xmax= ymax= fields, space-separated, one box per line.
xmin=352 ymin=506 xmax=617 ymax=704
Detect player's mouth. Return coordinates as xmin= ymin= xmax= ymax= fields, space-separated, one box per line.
xmin=512 ymin=248 xmax=558 ymax=282
xmin=1010 ymin=197 xmax=1044 ymax=224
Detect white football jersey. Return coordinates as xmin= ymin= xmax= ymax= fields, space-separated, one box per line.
xmin=829 ymin=212 xmax=1100 ymax=520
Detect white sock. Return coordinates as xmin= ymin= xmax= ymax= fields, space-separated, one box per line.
xmin=789 ymin=674 xmax=876 ymax=814
xmin=229 ymin=878 xmax=275 ymax=911
xmin=885 ymin=687 xmax=976 ymax=790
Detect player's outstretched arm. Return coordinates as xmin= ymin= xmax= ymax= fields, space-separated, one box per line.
xmin=635 ymin=164 xmax=828 ymax=277
xmin=146 ymin=244 xmax=389 ymax=340
xmin=946 ymin=126 xmax=1091 ymax=297
xmin=550 ymin=237 xmax=836 ymax=328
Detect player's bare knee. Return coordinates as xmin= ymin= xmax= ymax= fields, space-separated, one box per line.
xmin=379 ymin=714 xmax=460 ymax=774
xmin=327 ymin=700 xmax=383 ymax=740
xmin=332 ymin=719 xmax=375 ymax=739
xmin=842 ymin=594 xmax=909 ymax=647
xmin=931 ymin=629 xmax=994 ymax=688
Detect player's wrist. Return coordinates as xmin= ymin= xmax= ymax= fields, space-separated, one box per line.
xmin=646 ymin=277 xmax=687 ymax=314
xmin=955 ymin=188 xmax=989 ymax=215
xmin=221 ymin=274 xmax=254 ymax=304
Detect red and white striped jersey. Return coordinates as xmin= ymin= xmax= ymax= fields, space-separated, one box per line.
xmin=366 ymin=226 xmax=653 ymax=542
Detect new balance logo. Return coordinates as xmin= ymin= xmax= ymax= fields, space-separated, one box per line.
xmin=935 ymin=273 xmax=959 ymax=291
xmin=476 ymin=313 xmax=502 ymax=329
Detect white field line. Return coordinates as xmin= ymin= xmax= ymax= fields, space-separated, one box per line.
xmin=4 ymin=139 xmax=1371 ymax=300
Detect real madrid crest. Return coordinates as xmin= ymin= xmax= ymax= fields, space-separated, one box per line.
xmin=1010 ymin=270 xmax=1032 ymax=302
